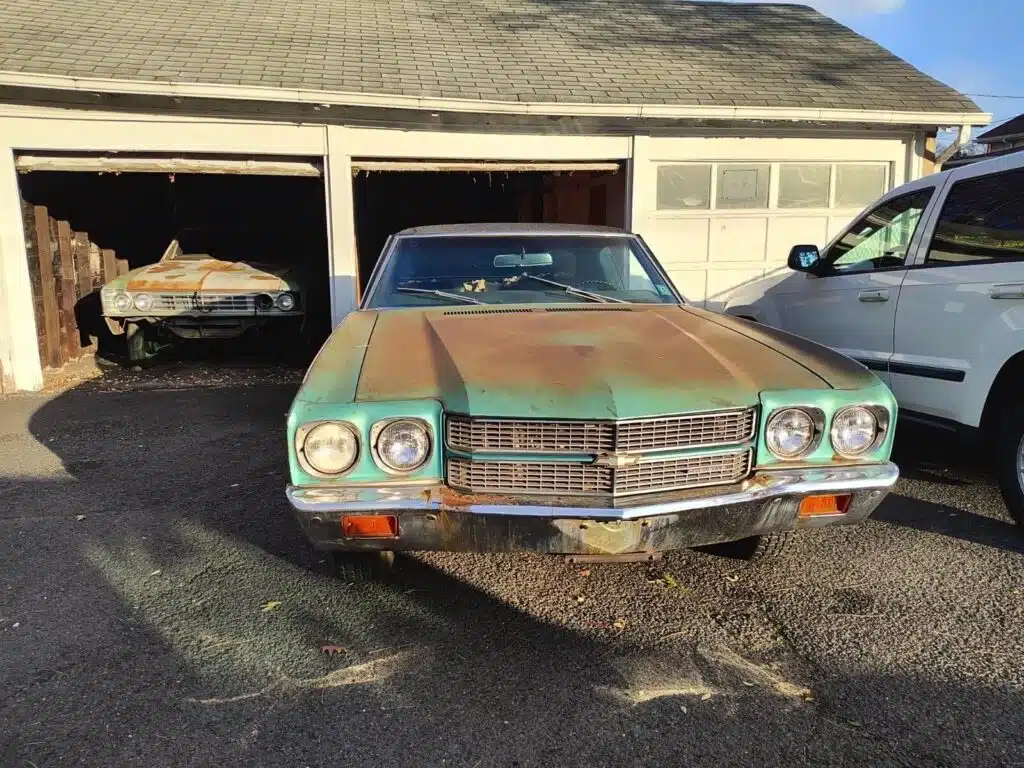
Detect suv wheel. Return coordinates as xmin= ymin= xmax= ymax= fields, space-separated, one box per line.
xmin=994 ymin=406 xmax=1024 ymax=526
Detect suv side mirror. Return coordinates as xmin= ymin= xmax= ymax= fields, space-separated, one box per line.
xmin=788 ymin=244 xmax=823 ymax=273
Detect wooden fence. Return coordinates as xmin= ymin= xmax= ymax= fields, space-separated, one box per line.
xmin=21 ymin=202 xmax=129 ymax=371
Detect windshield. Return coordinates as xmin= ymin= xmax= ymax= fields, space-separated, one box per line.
xmin=364 ymin=234 xmax=680 ymax=308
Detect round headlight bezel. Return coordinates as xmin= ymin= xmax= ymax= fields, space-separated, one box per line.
xmin=275 ymin=292 xmax=297 ymax=311
xmin=111 ymin=292 xmax=133 ymax=313
xmin=133 ymin=293 xmax=153 ymax=312
xmin=371 ymin=418 xmax=432 ymax=474
xmin=298 ymin=421 xmax=360 ymax=477
xmin=830 ymin=406 xmax=881 ymax=458
xmin=765 ymin=407 xmax=821 ymax=460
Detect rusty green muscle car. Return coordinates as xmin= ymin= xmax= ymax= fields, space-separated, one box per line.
xmin=286 ymin=224 xmax=898 ymax=581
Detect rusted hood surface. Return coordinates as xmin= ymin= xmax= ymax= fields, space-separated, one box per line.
xmin=122 ymin=259 xmax=294 ymax=293
xmin=331 ymin=305 xmax=847 ymax=419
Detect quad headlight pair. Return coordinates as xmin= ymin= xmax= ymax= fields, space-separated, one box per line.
xmin=766 ymin=406 xmax=885 ymax=461
xmin=299 ymin=419 xmax=431 ymax=476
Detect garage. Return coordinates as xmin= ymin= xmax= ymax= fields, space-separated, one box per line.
xmin=351 ymin=161 xmax=626 ymax=294
xmin=15 ymin=154 xmax=332 ymax=370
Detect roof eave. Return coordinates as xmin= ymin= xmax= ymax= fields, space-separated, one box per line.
xmin=0 ymin=70 xmax=992 ymax=129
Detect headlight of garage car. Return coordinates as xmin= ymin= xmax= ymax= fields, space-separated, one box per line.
xmin=300 ymin=422 xmax=359 ymax=475
xmin=831 ymin=406 xmax=879 ymax=458
xmin=275 ymin=292 xmax=296 ymax=311
xmin=373 ymin=419 xmax=431 ymax=472
xmin=111 ymin=292 xmax=133 ymax=313
xmin=133 ymin=293 xmax=154 ymax=311
xmin=766 ymin=408 xmax=817 ymax=459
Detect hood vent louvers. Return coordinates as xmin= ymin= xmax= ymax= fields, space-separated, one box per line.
xmin=545 ymin=306 xmax=634 ymax=313
xmin=442 ymin=308 xmax=538 ymax=315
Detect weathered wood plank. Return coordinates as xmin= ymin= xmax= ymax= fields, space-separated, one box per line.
xmin=101 ymin=249 xmax=117 ymax=283
xmin=21 ymin=201 xmax=46 ymax=365
xmin=116 ymin=258 xmax=130 ymax=276
xmin=74 ymin=232 xmax=91 ymax=300
xmin=56 ymin=220 xmax=79 ymax=359
xmin=33 ymin=206 xmax=62 ymax=369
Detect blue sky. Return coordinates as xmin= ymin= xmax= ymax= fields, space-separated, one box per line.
xmin=734 ymin=0 xmax=1024 ymax=128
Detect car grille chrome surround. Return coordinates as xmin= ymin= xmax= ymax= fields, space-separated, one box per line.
xmin=150 ymin=293 xmax=256 ymax=313
xmin=446 ymin=450 xmax=752 ymax=498
xmin=446 ymin=409 xmax=756 ymax=455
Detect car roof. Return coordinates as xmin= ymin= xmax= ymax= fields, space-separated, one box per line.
xmin=395 ymin=223 xmax=628 ymax=237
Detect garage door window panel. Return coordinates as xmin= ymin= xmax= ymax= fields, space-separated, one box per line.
xmin=825 ymin=190 xmax=933 ymax=274
xmin=716 ymin=164 xmax=770 ymax=210
xmin=656 ymin=164 xmax=712 ymax=210
xmin=926 ymin=168 xmax=1024 ymax=265
xmin=835 ymin=164 xmax=888 ymax=209
xmin=778 ymin=164 xmax=831 ymax=209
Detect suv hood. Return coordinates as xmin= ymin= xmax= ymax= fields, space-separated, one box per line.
xmin=302 ymin=305 xmax=875 ymax=419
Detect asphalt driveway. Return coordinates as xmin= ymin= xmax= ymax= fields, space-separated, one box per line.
xmin=2 ymin=372 xmax=1022 ymax=767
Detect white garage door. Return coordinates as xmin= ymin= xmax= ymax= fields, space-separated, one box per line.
xmin=631 ymin=136 xmax=912 ymax=309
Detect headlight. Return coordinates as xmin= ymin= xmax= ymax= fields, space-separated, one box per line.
xmin=301 ymin=422 xmax=358 ymax=475
xmin=255 ymin=294 xmax=274 ymax=311
xmin=111 ymin=292 xmax=133 ymax=312
xmin=831 ymin=406 xmax=878 ymax=457
xmin=133 ymin=293 xmax=153 ymax=311
xmin=374 ymin=419 xmax=431 ymax=472
xmin=276 ymin=292 xmax=296 ymax=311
xmin=766 ymin=408 xmax=816 ymax=459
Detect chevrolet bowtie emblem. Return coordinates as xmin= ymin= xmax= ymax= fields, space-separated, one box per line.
xmin=592 ymin=452 xmax=641 ymax=469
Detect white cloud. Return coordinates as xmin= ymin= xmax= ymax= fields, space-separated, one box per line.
xmin=728 ymin=0 xmax=905 ymax=15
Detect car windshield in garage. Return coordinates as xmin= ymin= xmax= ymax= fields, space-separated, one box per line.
xmin=365 ymin=235 xmax=680 ymax=308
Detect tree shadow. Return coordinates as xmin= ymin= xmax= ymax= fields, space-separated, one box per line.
xmin=2 ymin=382 xmax=1021 ymax=766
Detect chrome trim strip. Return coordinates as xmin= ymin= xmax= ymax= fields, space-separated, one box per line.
xmin=286 ymin=462 xmax=899 ymax=521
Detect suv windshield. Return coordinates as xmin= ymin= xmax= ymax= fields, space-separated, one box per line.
xmin=364 ymin=234 xmax=679 ymax=308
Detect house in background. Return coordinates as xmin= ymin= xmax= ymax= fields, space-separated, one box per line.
xmin=0 ymin=0 xmax=991 ymax=391
xmin=945 ymin=114 xmax=1024 ymax=168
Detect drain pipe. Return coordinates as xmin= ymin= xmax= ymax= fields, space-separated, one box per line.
xmin=935 ymin=124 xmax=975 ymax=171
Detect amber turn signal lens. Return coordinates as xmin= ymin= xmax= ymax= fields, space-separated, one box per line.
xmin=798 ymin=494 xmax=852 ymax=518
xmin=342 ymin=515 xmax=398 ymax=538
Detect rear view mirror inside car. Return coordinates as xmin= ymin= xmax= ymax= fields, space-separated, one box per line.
xmin=493 ymin=252 xmax=553 ymax=268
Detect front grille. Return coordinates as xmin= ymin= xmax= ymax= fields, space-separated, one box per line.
xmin=150 ymin=293 xmax=255 ymax=313
xmin=446 ymin=409 xmax=755 ymax=454
xmin=446 ymin=450 xmax=751 ymax=498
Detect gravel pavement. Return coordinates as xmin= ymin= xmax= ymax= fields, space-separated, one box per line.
xmin=1 ymin=375 xmax=1022 ymax=767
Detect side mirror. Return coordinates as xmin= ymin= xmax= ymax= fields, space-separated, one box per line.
xmin=788 ymin=244 xmax=822 ymax=273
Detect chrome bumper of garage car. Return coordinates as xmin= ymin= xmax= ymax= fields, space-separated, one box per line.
xmin=285 ymin=463 xmax=899 ymax=554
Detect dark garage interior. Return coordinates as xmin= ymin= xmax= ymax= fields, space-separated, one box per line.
xmin=352 ymin=166 xmax=626 ymax=295
xmin=17 ymin=165 xmax=331 ymax=368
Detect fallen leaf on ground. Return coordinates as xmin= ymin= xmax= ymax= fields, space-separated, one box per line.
xmin=725 ymin=574 xmax=740 ymax=583
xmin=578 ymin=568 xmax=591 ymax=577
xmin=664 ymin=572 xmax=681 ymax=589
xmin=613 ymin=618 xmax=626 ymax=630
xmin=149 ymin=569 xmax=161 ymax=577
xmin=700 ymin=692 xmax=712 ymax=701
xmin=75 ymin=515 xmax=86 ymax=522
xmin=261 ymin=601 xmax=283 ymax=612
xmin=320 ymin=645 xmax=346 ymax=656
xmin=575 ymin=596 xmax=586 ymax=604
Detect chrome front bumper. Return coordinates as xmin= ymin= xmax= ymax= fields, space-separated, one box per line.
xmin=286 ymin=462 xmax=898 ymax=554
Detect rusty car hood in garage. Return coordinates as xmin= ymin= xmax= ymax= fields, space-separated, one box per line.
xmin=109 ymin=259 xmax=296 ymax=294
xmin=298 ymin=304 xmax=877 ymax=419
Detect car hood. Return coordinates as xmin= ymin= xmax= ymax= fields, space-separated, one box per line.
xmin=115 ymin=259 xmax=295 ymax=293
xmin=300 ymin=305 xmax=877 ymax=419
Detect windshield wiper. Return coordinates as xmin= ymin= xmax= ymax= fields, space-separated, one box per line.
xmin=396 ymin=286 xmax=485 ymax=305
xmin=515 ymin=273 xmax=627 ymax=304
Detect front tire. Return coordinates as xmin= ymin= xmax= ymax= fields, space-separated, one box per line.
xmin=994 ymin=405 xmax=1024 ymax=526
xmin=125 ymin=322 xmax=162 ymax=366
xmin=329 ymin=551 xmax=395 ymax=582
xmin=704 ymin=531 xmax=795 ymax=561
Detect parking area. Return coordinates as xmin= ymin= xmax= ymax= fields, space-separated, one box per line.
xmin=2 ymin=373 xmax=1022 ymax=767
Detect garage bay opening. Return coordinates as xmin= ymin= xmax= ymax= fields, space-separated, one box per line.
xmin=351 ymin=162 xmax=626 ymax=296
xmin=17 ymin=154 xmax=331 ymax=373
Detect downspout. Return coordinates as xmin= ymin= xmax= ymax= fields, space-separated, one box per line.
xmin=935 ymin=124 xmax=974 ymax=171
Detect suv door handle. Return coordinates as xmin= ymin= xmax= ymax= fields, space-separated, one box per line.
xmin=990 ymin=284 xmax=1024 ymax=300
xmin=858 ymin=289 xmax=890 ymax=303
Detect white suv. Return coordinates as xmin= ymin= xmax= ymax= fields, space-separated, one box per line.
xmin=723 ymin=151 xmax=1024 ymax=525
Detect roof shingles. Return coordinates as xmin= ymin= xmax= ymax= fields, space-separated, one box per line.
xmin=0 ymin=0 xmax=980 ymax=113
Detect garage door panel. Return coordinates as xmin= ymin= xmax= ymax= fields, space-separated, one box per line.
xmin=643 ymin=218 xmax=710 ymax=265
xmin=828 ymin=213 xmax=860 ymax=242
xmin=767 ymin=216 xmax=830 ymax=265
xmin=709 ymin=218 xmax=768 ymax=263
xmin=664 ymin=268 xmax=708 ymax=305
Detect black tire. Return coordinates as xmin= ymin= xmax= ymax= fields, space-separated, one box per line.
xmin=329 ymin=551 xmax=395 ymax=582
xmin=703 ymin=531 xmax=796 ymax=562
xmin=124 ymin=322 xmax=162 ymax=367
xmin=994 ymin=405 xmax=1024 ymax=526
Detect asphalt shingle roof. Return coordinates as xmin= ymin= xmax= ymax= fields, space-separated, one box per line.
xmin=977 ymin=115 xmax=1024 ymax=142
xmin=0 ymin=0 xmax=981 ymax=114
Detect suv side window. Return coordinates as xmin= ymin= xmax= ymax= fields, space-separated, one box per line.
xmin=824 ymin=189 xmax=934 ymax=274
xmin=927 ymin=167 xmax=1024 ymax=265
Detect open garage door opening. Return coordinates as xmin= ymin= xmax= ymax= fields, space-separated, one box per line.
xmin=17 ymin=156 xmax=331 ymax=372
xmin=352 ymin=161 xmax=626 ymax=296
